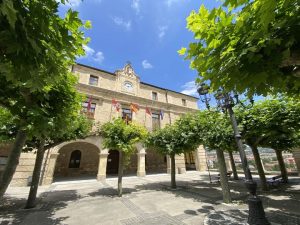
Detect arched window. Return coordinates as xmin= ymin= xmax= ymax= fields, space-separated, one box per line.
xmin=69 ymin=150 xmax=81 ymax=168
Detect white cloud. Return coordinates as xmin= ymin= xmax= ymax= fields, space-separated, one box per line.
xmin=131 ymin=0 xmax=140 ymax=14
xmin=180 ymin=81 xmax=198 ymax=97
xmin=79 ymin=45 xmax=104 ymax=64
xmin=83 ymin=45 xmax=95 ymax=57
xmin=93 ymin=51 xmax=104 ymax=64
xmin=142 ymin=60 xmax=153 ymax=69
xmin=158 ymin=26 xmax=168 ymax=39
xmin=112 ymin=17 xmax=132 ymax=31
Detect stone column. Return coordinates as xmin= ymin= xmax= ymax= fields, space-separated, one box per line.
xmin=137 ymin=150 xmax=146 ymax=177
xmin=167 ymin=156 xmax=171 ymax=174
xmin=195 ymin=145 xmax=208 ymax=172
xmin=176 ymin=154 xmax=186 ymax=174
xmin=97 ymin=150 xmax=109 ymax=181
xmin=292 ymin=148 xmax=300 ymax=176
xmin=225 ymin=157 xmax=232 ymax=172
xmin=41 ymin=153 xmax=59 ymax=185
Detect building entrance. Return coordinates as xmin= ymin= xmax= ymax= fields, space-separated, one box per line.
xmin=106 ymin=150 xmax=119 ymax=175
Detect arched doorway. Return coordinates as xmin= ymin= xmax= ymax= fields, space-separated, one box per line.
xmin=53 ymin=142 xmax=99 ymax=181
xmin=106 ymin=150 xmax=119 ymax=175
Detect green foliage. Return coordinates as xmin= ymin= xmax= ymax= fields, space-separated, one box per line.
xmin=0 ymin=107 xmax=17 ymax=142
xmin=0 ymin=0 xmax=90 ymax=138
xmin=237 ymin=98 xmax=300 ymax=151
xmin=0 ymin=75 xmax=93 ymax=147
xmin=0 ymin=0 xmax=90 ymax=92
xmin=146 ymin=115 xmax=201 ymax=156
xmin=181 ymin=0 xmax=300 ymax=96
xmin=196 ymin=110 xmax=236 ymax=152
xmin=100 ymin=118 xmax=148 ymax=154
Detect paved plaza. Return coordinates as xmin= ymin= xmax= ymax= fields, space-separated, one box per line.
xmin=1 ymin=171 xmax=300 ymax=225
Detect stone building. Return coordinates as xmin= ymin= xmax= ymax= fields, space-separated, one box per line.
xmin=0 ymin=63 xmax=208 ymax=187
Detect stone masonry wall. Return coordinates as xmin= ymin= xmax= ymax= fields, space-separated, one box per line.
xmin=54 ymin=142 xmax=99 ymax=178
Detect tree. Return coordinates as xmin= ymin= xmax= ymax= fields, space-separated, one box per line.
xmin=24 ymin=74 xmax=92 ymax=208
xmin=237 ymin=98 xmax=300 ymax=185
xmin=146 ymin=114 xmax=200 ymax=189
xmin=236 ymin=105 xmax=269 ymax=191
xmin=0 ymin=0 xmax=90 ymax=198
xmin=257 ymin=99 xmax=300 ymax=183
xmin=196 ymin=110 xmax=233 ymax=203
xmin=25 ymin=114 xmax=92 ymax=209
xmin=100 ymin=118 xmax=148 ymax=197
xmin=0 ymin=76 xmax=92 ymax=207
xmin=180 ymin=0 xmax=300 ymax=96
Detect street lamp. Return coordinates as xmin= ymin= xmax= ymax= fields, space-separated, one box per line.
xmin=197 ymin=83 xmax=211 ymax=110
xmin=198 ymin=84 xmax=270 ymax=225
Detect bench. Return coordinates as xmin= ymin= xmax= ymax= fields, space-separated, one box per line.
xmin=215 ymin=172 xmax=232 ymax=182
xmin=267 ymin=175 xmax=283 ymax=187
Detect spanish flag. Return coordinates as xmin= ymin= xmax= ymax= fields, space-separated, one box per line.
xmin=130 ymin=103 xmax=139 ymax=113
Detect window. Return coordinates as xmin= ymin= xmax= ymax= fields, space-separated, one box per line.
xmin=89 ymin=75 xmax=98 ymax=86
xmin=82 ymin=102 xmax=96 ymax=113
xmin=152 ymin=113 xmax=160 ymax=131
xmin=152 ymin=92 xmax=158 ymax=101
xmin=69 ymin=150 xmax=81 ymax=168
xmin=122 ymin=108 xmax=132 ymax=123
xmin=182 ymin=99 xmax=187 ymax=106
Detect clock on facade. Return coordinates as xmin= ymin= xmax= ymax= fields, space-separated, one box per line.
xmin=123 ymin=81 xmax=133 ymax=91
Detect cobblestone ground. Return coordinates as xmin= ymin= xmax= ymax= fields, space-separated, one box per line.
xmin=0 ymin=172 xmax=299 ymax=225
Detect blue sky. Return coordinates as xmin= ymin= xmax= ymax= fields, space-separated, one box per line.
xmin=59 ymin=0 xmax=221 ymax=107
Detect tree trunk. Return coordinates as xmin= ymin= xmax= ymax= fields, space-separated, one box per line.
xmin=118 ymin=150 xmax=124 ymax=197
xmin=250 ymin=145 xmax=268 ymax=191
xmin=25 ymin=139 xmax=45 ymax=209
xmin=0 ymin=130 xmax=27 ymax=199
xmin=216 ymin=149 xmax=232 ymax=203
xmin=228 ymin=151 xmax=238 ymax=180
xmin=170 ymin=153 xmax=176 ymax=189
xmin=275 ymin=149 xmax=288 ymax=183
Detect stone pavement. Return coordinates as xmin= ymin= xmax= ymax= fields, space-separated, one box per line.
xmin=0 ymin=171 xmax=300 ymax=225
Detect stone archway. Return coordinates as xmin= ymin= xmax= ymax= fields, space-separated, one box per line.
xmin=53 ymin=142 xmax=100 ymax=181
xmin=40 ymin=136 xmax=103 ymax=185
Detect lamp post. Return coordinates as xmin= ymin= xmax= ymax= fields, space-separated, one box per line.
xmin=197 ymin=83 xmax=211 ymax=110
xmin=198 ymin=85 xmax=270 ymax=225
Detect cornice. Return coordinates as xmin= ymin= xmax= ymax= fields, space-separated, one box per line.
xmin=77 ymin=83 xmax=199 ymax=114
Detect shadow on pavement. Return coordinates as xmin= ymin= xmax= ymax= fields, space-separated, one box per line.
xmin=87 ymin=187 xmax=138 ymax=197
xmin=0 ymin=190 xmax=81 ymax=225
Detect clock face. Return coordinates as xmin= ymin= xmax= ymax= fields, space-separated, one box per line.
xmin=124 ymin=81 xmax=133 ymax=91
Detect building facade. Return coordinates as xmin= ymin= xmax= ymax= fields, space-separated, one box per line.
xmin=0 ymin=63 xmax=208 ymax=187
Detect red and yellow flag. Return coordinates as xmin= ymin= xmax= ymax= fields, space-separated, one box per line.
xmin=130 ymin=103 xmax=139 ymax=113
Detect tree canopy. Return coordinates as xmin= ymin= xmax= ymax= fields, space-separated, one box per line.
xmin=236 ymin=98 xmax=300 ymax=150
xmin=180 ymin=0 xmax=300 ymax=96
xmin=0 ymin=0 xmax=90 ymax=198
xmin=100 ymin=118 xmax=148 ymax=196
xmin=0 ymin=0 xmax=90 ymax=92
xmin=100 ymin=118 xmax=148 ymax=154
